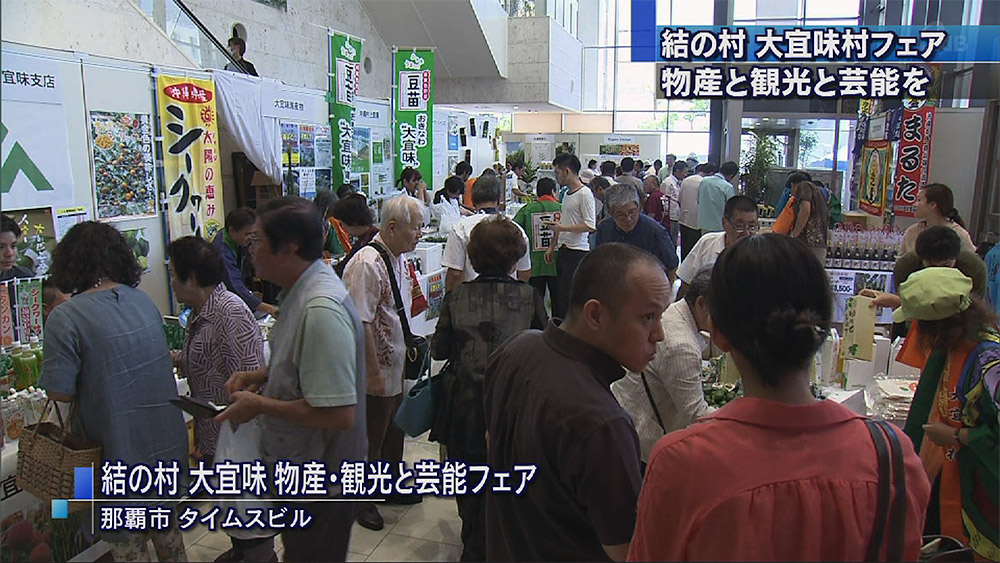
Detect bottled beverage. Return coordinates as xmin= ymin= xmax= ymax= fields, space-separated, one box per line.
xmin=860 ymin=243 xmax=871 ymax=270
xmin=825 ymin=241 xmax=834 ymax=268
xmin=832 ymin=243 xmax=843 ymax=268
xmin=882 ymin=244 xmax=893 ymax=271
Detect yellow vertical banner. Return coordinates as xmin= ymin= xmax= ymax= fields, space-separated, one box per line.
xmin=156 ymin=75 xmax=225 ymax=240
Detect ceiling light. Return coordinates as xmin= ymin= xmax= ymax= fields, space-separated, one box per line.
xmin=762 ymin=117 xmax=770 ymax=121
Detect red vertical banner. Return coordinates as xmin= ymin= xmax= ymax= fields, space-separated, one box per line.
xmin=892 ymin=106 xmax=935 ymax=218
xmin=0 ymin=282 xmax=13 ymax=346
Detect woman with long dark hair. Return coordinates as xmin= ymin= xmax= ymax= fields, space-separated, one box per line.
xmin=902 ymin=183 xmax=975 ymax=254
xmin=629 ymin=234 xmax=930 ymax=561
xmin=892 ymin=267 xmax=999 ymax=559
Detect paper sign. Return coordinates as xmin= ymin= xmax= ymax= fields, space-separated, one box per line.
xmin=54 ymin=206 xmax=88 ymax=240
xmin=843 ymin=295 xmax=876 ymax=361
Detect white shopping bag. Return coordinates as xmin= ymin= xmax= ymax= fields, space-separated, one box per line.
xmin=214 ymin=419 xmax=275 ymax=540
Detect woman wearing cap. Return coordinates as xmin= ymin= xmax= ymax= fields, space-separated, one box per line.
xmin=889 ymin=267 xmax=999 ymax=559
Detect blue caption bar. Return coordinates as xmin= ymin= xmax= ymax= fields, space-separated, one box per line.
xmin=632 ymin=25 xmax=1000 ymax=63
xmin=75 ymin=466 xmax=94 ymax=500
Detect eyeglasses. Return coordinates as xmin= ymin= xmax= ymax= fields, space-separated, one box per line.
xmin=613 ymin=209 xmax=639 ymax=221
xmin=247 ymin=235 xmax=263 ymax=247
xmin=730 ymin=223 xmax=759 ymax=234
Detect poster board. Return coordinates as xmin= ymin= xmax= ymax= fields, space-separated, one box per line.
xmin=86 ymin=62 xmax=173 ymax=314
xmin=356 ymin=97 xmax=393 ymax=199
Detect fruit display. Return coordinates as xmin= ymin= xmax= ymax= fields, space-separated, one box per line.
xmin=163 ymin=322 xmax=185 ymax=351
xmin=703 ymin=381 xmax=742 ymax=408
xmin=90 ymin=111 xmax=156 ymax=220
xmin=1 ymin=508 xmax=94 ymax=563
xmin=121 ymin=228 xmax=150 ymax=272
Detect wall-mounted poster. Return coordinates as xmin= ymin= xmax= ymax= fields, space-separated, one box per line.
xmin=299 ymin=124 xmax=315 ymax=167
xmin=859 ymin=140 xmax=890 ymax=217
xmin=448 ymin=115 xmax=459 ymax=150
xmin=1 ymin=52 xmax=75 ymax=212
xmin=555 ymin=142 xmax=576 ymax=158
xmin=599 ymin=143 xmax=640 ymax=157
xmin=352 ymin=127 xmax=371 ymax=174
xmin=90 ymin=111 xmax=156 ymax=221
xmin=120 ymin=227 xmax=151 ymax=273
xmin=6 ymin=207 xmax=56 ymax=276
xmin=281 ymin=122 xmax=299 ymax=166
xmin=314 ymin=125 xmax=333 ymax=169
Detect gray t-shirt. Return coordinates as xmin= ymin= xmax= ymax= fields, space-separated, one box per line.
xmin=39 ymin=286 xmax=188 ymax=471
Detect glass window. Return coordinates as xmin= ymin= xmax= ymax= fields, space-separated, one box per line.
xmin=665 ymin=132 xmax=710 ymax=161
xmin=804 ymin=0 xmax=859 ymax=19
xmin=670 ymin=0 xmax=714 ymax=26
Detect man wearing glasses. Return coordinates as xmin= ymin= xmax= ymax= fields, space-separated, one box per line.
xmin=594 ymin=184 xmax=679 ymax=282
xmin=676 ymin=195 xmax=759 ymax=300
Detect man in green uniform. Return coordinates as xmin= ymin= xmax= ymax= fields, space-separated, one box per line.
xmin=513 ymin=177 xmax=562 ymax=309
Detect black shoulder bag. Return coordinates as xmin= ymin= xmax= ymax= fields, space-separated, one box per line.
xmin=863 ymin=418 xmax=973 ymax=562
xmin=370 ymin=241 xmax=431 ymax=381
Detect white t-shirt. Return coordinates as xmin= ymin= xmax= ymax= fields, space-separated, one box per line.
xmin=560 ymin=186 xmax=596 ymax=251
xmin=677 ymin=231 xmax=726 ymax=283
xmin=679 ymin=175 xmax=703 ymax=228
xmin=441 ymin=212 xmax=532 ymax=282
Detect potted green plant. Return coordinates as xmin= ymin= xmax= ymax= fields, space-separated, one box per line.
xmin=741 ymin=131 xmax=779 ymax=205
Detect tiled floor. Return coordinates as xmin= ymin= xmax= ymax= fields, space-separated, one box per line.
xmin=182 ymin=433 xmax=463 ymax=562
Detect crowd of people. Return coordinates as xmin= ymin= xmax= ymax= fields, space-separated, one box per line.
xmin=1 ymin=150 xmax=997 ymax=562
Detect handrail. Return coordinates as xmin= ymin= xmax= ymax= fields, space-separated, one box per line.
xmin=170 ymin=0 xmax=244 ymax=71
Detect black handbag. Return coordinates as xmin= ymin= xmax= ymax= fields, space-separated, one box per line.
xmin=370 ymin=241 xmax=431 ymax=381
xmin=863 ymin=418 xmax=974 ymax=562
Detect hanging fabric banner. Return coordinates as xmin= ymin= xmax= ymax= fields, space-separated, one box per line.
xmin=859 ymin=140 xmax=891 ymax=217
xmin=329 ymin=31 xmax=363 ymax=188
xmin=156 ymin=74 xmax=226 ymax=240
xmin=0 ymin=281 xmax=13 ymax=347
xmin=892 ymin=105 xmax=935 ymax=218
xmin=15 ymin=277 xmax=42 ymax=341
xmin=394 ymin=49 xmax=434 ymax=187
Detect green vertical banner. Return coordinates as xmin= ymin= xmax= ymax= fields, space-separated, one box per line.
xmin=329 ymin=31 xmax=363 ymax=187
xmin=393 ymin=48 xmax=434 ymax=186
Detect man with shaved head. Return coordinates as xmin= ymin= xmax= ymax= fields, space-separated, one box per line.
xmin=483 ymin=243 xmax=672 ymax=561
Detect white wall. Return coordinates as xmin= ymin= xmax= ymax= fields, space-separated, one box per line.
xmin=181 ymin=0 xmax=392 ymax=99
xmin=1 ymin=0 xmax=198 ymax=70
xmin=1 ymin=0 xmax=393 ymax=100
xmin=893 ymin=107 xmax=985 ymax=235
xmin=547 ymin=17 xmax=583 ymax=112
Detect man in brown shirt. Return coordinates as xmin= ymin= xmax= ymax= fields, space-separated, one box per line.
xmin=483 ymin=243 xmax=673 ymax=561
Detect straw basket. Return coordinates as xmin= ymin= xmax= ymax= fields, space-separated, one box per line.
xmin=16 ymin=400 xmax=102 ymax=512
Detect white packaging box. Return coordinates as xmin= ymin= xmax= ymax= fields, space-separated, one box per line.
xmin=413 ymin=242 xmax=443 ymax=273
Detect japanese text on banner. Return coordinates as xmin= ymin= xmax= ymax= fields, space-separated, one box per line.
xmin=156 ymin=75 xmax=225 ymax=240
xmin=394 ymin=50 xmax=434 ymax=186
xmin=892 ymin=105 xmax=935 ymax=218
xmin=329 ymin=32 xmax=363 ymax=187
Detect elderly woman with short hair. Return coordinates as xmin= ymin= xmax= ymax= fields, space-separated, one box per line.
xmin=430 ymin=215 xmax=548 ymax=561
xmin=39 ymin=221 xmax=189 ymax=562
xmin=167 ymin=236 xmax=270 ymax=562
xmin=167 ymin=236 xmax=265 ymax=461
